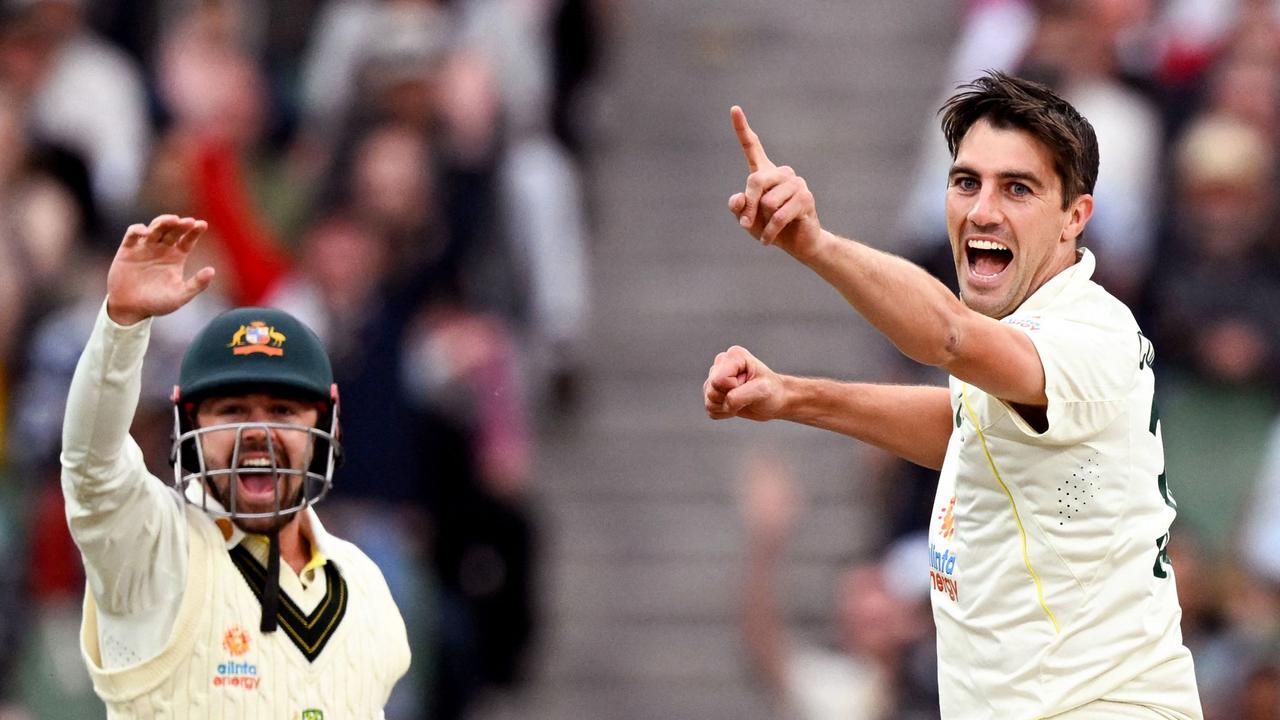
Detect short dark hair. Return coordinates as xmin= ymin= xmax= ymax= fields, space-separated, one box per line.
xmin=939 ymin=71 xmax=1099 ymax=209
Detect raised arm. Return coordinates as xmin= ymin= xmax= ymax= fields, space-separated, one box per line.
xmin=63 ymin=215 xmax=212 ymax=627
xmin=66 ymin=215 xmax=215 ymax=475
xmin=704 ymin=346 xmax=952 ymax=469
xmin=726 ymin=107 xmax=1047 ymax=407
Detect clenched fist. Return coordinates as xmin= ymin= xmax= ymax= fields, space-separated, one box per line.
xmin=704 ymin=345 xmax=788 ymax=421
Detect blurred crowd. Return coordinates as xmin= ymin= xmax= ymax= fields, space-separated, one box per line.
xmin=740 ymin=1 xmax=1280 ymax=719
xmin=0 ymin=0 xmax=606 ymax=717
xmin=9 ymin=0 xmax=1280 ymax=718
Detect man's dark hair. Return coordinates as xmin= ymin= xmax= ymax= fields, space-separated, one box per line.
xmin=940 ymin=71 xmax=1099 ymax=209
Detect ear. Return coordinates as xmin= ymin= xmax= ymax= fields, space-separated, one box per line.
xmin=1062 ymin=193 xmax=1094 ymax=243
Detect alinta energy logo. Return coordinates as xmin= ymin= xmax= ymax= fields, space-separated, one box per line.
xmin=213 ymin=624 xmax=261 ymax=691
xmin=930 ymin=496 xmax=959 ymax=602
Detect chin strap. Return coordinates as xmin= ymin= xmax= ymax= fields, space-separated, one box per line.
xmin=260 ymin=531 xmax=281 ymax=633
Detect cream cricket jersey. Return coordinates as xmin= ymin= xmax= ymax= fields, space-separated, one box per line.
xmin=928 ymin=250 xmax=1201 ymax=718
xmin=62 ymin=302 xmax=410 ymax=717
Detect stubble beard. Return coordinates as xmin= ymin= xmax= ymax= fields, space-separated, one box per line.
xmin=208 ymin=473 xmax=307 ymax=534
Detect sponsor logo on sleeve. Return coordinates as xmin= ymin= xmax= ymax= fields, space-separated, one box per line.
xmin=1003 ymin=316 xmax=1041 ymax=331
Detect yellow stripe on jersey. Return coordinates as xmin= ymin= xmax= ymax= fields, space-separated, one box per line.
xmin=960 ymin=384 xmax=1062 ymax=634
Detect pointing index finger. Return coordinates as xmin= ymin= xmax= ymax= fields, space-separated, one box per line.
xmin=731 ymin=105 xmax=773 ymax=172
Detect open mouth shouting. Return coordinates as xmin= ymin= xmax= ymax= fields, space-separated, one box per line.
xmin=234 ymin=455 xmax=288 ymax=501
xmin=965 ymin=236 xmax=1014 ymax=287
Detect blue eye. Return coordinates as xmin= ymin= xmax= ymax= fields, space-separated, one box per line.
xmin=1010 ymin=182 xmax=1030 ymax=196
xmin=954 ymin=177 xmax=978 ymax=191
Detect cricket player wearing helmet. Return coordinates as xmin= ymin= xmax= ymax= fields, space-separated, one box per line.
xmin=61 ymin=215 xmax=410 ymax=717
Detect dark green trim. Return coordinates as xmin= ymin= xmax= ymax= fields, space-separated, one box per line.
xmin=229 ymin=545 xmax=348 ymax=662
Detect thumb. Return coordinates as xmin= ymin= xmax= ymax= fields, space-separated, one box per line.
xmin=726 ymin=377 xmax=774 ymax=414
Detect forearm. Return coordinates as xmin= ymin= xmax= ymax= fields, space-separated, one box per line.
xmin=779 ymin=376 xmax=952 ymax=469
xmin=801 ymin=231 xmax=968 ymax=367
xmin=61 ymin=301 xmax=152 ymax=481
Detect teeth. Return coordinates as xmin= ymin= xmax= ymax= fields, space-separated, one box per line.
xmin=968 ymin=238 xmax=1010 ymax=252
xmin=240 ymin=458 xmax=274 ymax=468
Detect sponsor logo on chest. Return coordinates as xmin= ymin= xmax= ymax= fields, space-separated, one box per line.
xmin=213 ymin=624 xmax=261 ymax=691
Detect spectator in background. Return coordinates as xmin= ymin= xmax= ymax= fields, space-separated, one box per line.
xmin=270 ymin=116 xmax=536 ymax=720
xmin=458 ymin=0 xmax=593 ymax=386
xmin=0 ymin=109 xmax=115 ymax=716
xmin=7 ymin=0 xmax=150 ymax=224
xmin=1152 ymin=114 xmax=1280 ymax=556
xmin=738 ymin=453 xmax=936 ymax=720
xmin=548 ymin=0 xmax=607 ymax=157
xmin=1169 ymin=532 xmax=1278 ymax=720
xmin=301 ymin=0 xmax=593 ymax=407
xmin=0 ymin=65 xmax=104 ymax=715
xmin=1016 ymin=0 xmax=1163 ymax=306
xmin=1198 ymin=19 xmax=1280 ymax=141
xmin=0 ymin=94 xmax=36 ymax=377
xmin=156 ymin=0 xmax=312 ymax=302
xmin=1155 ymin=114 xmax=1280 ymax=387
xmin=1227 ymin=411 xmax=1280 ymax=720
xmin=300 ymin=0 xmax=451 ymax=146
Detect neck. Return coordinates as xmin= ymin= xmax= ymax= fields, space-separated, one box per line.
xmin=273 ymin=517 xmax=311 ymax=574
xmin=1028 ymin=243 xmax=1080 ymax=300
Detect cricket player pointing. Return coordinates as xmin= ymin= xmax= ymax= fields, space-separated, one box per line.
xmin=704 ymin=73 xmax=1202 ymax=718
xmin=62 ymin=215 xmax=409 ymax=717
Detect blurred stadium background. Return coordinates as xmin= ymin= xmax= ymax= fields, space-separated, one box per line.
xmin=1 ymin=0 xmax=1280 ymax=718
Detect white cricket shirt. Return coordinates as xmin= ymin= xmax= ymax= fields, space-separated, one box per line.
xmin=928 ymin=249 xmax=1201 ymax=718
xmin=61 ymin=301 xmax=410 ymax=716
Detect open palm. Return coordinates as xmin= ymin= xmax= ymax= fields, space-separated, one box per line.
xmin=106 ymin=215 xmax=215 ymax=325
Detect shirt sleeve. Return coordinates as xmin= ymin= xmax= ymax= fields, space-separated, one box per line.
xmin=996 ymin=313 xmax=1140 ymax=446
xmin=60 ymin=301 xmax=187 ymax=627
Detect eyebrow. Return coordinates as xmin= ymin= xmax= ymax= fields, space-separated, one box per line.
xmin=948 ymin=164 xmax=1047 ymax=191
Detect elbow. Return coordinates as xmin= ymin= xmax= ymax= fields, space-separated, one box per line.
xmin=901 ymin=318 xmax=964 ymax=368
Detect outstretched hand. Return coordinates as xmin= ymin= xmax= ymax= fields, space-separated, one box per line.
xmin=106 ymin=215 xmax=215 ymax=326
xmin=704 ymin=345 xmax=787 ymax=422
xmin=728 ymin=106 xmax=823 ymax=259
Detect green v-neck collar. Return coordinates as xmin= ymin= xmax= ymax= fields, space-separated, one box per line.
xmin=229 ymin=545 xmax=348 ymax=662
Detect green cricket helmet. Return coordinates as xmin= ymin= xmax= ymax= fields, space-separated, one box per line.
xmin=171 ymin=306 xmax=341 ymax=521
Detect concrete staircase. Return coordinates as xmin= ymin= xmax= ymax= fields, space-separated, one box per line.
xmin=485 ymin=2 xmax=956 ymax=718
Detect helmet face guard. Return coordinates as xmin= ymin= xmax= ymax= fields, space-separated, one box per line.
xmin=172 ymin=413 xmax=341 ymax=520
xmin=171 ymin=306 xmax=341 ymax=522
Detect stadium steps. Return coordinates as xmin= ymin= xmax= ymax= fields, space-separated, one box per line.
xmin=481 ymin=1 xmax=954 ymax=718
